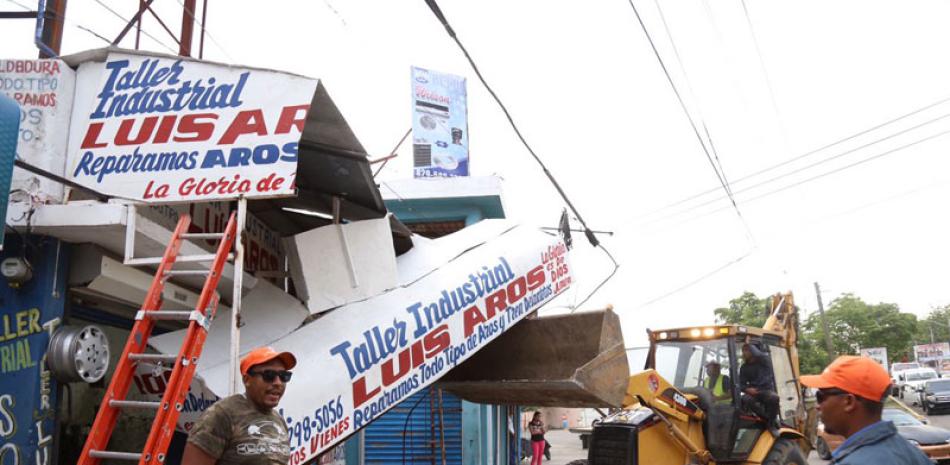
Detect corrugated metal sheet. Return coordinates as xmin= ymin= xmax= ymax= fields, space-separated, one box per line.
xmin=364 ymin=388 xmax=462 ymax=465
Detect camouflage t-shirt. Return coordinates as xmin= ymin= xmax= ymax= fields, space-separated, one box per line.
xmin=187 ymin=394 xmax=291 ymax=465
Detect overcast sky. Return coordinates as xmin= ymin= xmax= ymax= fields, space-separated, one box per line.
xmin=3 ymin=0 xmax=950 ymax=345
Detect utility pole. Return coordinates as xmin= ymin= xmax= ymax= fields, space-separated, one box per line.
xmin=815 ymin=282 xmax=835 ymax=361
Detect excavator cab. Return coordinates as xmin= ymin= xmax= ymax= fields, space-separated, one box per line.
xmin=583 ymin=293 xmax=815 ymax=465
xmin=645 ymin=328 xmax=806 ymax=461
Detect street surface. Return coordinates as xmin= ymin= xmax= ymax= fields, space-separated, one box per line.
xmin=544 ymin=400 xmax=950 ymax=465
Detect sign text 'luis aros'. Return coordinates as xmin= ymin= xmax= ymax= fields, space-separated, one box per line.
xmin=66 ymin=51 xmax=317 ymax=202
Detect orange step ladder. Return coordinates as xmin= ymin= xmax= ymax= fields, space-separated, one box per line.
xmin=78 ymin=212 xmax=238 ymax=465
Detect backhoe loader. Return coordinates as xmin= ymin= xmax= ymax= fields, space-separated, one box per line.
xmin=573 ymin=292 xmax=817 ymax=465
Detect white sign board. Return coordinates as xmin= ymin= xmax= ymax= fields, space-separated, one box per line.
xmin=167 ymin=225 xmax=571 ymax=464
xmin=133 ymin=362 xmax=220 ymax=433
xmin=914 ymin=342 xmax=950 ymax=363
xmin=0 ymin=59 xmax=75 ymax=202
xmin=66 ymin=52 xmax=317 ymax=202
xmin=859 ymin=347 xmax=888 ymax=370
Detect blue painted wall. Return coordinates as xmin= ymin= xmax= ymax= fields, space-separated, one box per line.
xmin=0 ymin=235 xmax=69 ymax=465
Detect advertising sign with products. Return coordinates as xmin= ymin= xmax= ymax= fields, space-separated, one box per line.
xmin=173 ymin=226 xmax=572 ymax=464
xmin=859 ymin=347 xmax=888 ymax=370
xmin=914 ymin=342 xmax=950 ymax=362
xmin=0 ymin=59 xmax=75 ymax=203
xmin=132 ymin=362 xmax=220 ymax=433
xmin=66 ymin=51 xmax=318 ymax=202
xmin=411 ymin=66 xmax=469 ymax=178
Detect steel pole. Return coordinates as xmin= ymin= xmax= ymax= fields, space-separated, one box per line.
xmin=229 ymin=197 xmax=247 ymax=394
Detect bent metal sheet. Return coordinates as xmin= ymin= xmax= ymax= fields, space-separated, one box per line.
xmin=183 ymin=225 xmax=573 ymax=464
xmin=66 ymin=51 xmax=317 ymax=202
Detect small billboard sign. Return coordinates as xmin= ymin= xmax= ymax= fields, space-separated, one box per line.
xmin=913 ymin=342 xmax=950 ymax=363
xmin=411 ymin=66 xmax=469 ymax=178
xmin=859 ymin=347 xmax=888 ymax=370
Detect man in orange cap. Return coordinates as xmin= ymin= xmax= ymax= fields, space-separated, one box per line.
xmin=801 ymin=355 xmax=931 ymax=465
xmin=182 ymin=346 xmax=297 ymax=465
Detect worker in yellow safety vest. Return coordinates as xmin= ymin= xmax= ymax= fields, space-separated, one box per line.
xmin=704 ymin=360 xmax=733 ymax=404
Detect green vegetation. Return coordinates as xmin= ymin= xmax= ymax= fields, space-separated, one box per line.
xmin=714 ymin=291 xmax=942 ymax=375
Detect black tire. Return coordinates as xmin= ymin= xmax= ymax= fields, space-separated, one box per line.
xmin=815 ymin=437 xmax=832 ymax=460
xmin=762 ymin=438 xmax=807 ymax=465
xmin=564 ymin=461 xmax=588 ymax=465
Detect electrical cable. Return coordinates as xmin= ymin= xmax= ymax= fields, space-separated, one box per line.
xmin=636 ymin=92 xmax=950 ymax=221
xmin=738 ymin=0 xmax=786 ymax=140
xmin=2 ymin=0 xmax=111 ymax=43
xmin=657 ymin=126 xmax=950 ymax=231
xmin=570 ymin=244 xmax=620 ymax=313
xmin=172 ymin=0 xmax=236 ymax=61
xmin=639 ymin=110 xmax=950 ymax=228
xmin=422 ymin=0 xmax=600 ymax=248
xmin=401 ymin=390 xmax=430 ymax=465
xmin=625 ymin=0 xmax=755 ymax=244
xmin=651 ymin=0 xmax=735 ymax=199
xmin=422 ymin=0 xmax=620 ymax=310
xmin=637 ymin=248 xmax=754 ymax=308
xmin=90 ymin=0 xmax=178 ymax=54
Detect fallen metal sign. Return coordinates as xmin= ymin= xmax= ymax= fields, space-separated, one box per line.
xmin=66 ymin=51 xmax=318 ymax=202
xmin=165 ymin=224 xmax=572 ymax=463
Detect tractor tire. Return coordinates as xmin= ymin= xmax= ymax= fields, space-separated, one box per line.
xmin=815 ymin=437 xmax=833 ymax=460
xmin=762 ymin=438 xmax=808 ymax=465
xmin=564 ymin=461 xmax=588 ymax=465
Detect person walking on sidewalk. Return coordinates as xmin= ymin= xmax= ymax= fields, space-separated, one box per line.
xmin=529 ymin=411 xmax=546 ymax=465
xmin=801 ymin=355 xmax=931 ymax=465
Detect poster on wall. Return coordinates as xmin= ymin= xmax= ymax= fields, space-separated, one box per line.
xmin=0 ymin=59 xmax=75 ymax=203
xmin=913 ymin=342 xmax=950 ymax=362
xmin=153 ymin=225 xmax=573 ymax=464
xmin=66 ymin=51 xmax=318 ymax=202
xmin=411 ymin=66 xmax=469 ymax=178
xmin=859 ymin=347 xmax=888 ymax=370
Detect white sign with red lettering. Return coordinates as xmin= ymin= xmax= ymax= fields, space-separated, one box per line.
xmin=189 ymin=225 xmax=573 ymax=464
xmin=0 ymin=59 xmax=75 ymax=202
xmin=133 ymin=362 xmax=220 ymax=433
xmin=66 ymin=51 xmax=316 ymax=202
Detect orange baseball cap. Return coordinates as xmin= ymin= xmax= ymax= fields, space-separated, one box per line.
xmin=240 ymin=347 xmax=297 ymax=375
xmin=800 ymin=355 xmax=891 ymax=402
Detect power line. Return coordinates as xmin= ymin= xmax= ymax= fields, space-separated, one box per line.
xmin=625 ymin=0 xmax=754 ymax=243
xmin=639 ymin=110 xmax=950 ymax=227
xmin=172 ymin=0 xmax=235 ymax=61
xmin=90 ymin=0 xmax=178 ymax=54
xmin=638 ymin=248 xmax=754 ymax=308
xmin=657 ymin=126 xmax=950 ymax=231
xmin=651 ymin=0 xmax=735 ymax=200
xmin=738 ymin=0 xmax=787 ymax=142
xmin=635 ymin=94 xmax=950 ymax=221
xmin=3 ymin=0 xmax=111 ymax=44
xmin=422 ymin=0 xmax=620 ymax=310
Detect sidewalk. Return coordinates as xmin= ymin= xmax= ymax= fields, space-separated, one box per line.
xmin=537 ymin=429 xmax=587 ymax=465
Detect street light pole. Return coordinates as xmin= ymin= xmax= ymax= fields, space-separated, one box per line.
xmin=814 ymin=282 xmax=835 ymax=361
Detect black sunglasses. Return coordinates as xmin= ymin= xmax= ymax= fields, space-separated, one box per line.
xmin=816 ymin=388 xmax=849 ymax=403
xmin=248 ymin=369 xmax=293 ymax=383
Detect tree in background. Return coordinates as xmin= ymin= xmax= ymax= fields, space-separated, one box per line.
xmin=915 ymin=304 xmax=950 ymax=345
xmin=714 ymin=292 xmax=769 ymax=327
xmin=713 ymin=291 xmax=919 ymax=375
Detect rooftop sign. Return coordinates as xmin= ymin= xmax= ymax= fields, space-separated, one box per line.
xmin=66 ymin=52 xmax=318 ymax=202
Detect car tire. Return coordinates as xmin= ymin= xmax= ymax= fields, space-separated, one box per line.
xmin=816 ymin=437 xmax=833 ymax=461
xmin=763 ymin=438 xmax=808 ymax=465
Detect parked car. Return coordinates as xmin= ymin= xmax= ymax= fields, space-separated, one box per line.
xmin=919 ymin=379 xmax=950 ymax=414
xmin=892 ymin=362 xmax=923 ymax=394
xmin=816 ymin=408 xmax=950 ymax=462
xmin=900 ymin=367 xmax=940 ymax=399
